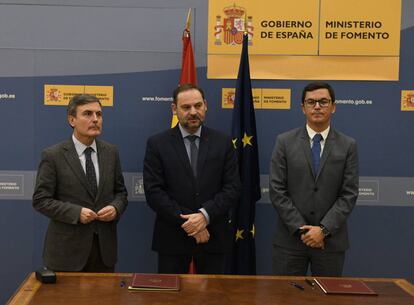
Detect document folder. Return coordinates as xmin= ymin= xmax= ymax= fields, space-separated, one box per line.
xmin=128 ymin=273 xmax=180 ymax=291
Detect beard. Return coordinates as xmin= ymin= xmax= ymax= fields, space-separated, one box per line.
xmin=181 ymin=115 xmax=203 ymax=131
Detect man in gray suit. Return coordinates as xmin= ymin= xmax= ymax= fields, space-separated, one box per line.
xmin=269 ymin=82 xmax=359 ymax=276
xmin=33 ymin=94 xmax=128 ymax=272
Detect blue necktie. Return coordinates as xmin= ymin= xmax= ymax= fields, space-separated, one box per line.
xmin=187 ymin=135 xmax=198 ymax=177
xmin=311 ymin=134 xmax=323 ymax=175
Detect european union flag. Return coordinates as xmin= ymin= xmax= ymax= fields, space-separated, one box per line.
xmin=231 ymin=33 xmax=261 ymax=275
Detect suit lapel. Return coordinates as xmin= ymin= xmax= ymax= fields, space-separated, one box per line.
xmin=96 ymin=140 xmax=108 ymax=201
xmin=170 ymin=126 xmax=194 ymax=180
xmin=62 ymin=139 xmax=95 ymax=199
xmin=197 ymin=126 xmax=209 ymax=177
xmin=317 ymin=129 xmax=335 ymax=180
xmin=300 ymin=127 xmax=315 ymax=178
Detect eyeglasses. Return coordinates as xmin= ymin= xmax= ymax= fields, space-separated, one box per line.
xmin=304 ymin=98 xmax=332 ymax=108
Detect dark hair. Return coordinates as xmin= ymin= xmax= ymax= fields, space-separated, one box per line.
xmin=301 ymin=82 xmax=335 ymax=104
xmin=67 ymin=94 xmax=102 ymax=117
xmin=173 ymin=83 xmax=205 ymax=104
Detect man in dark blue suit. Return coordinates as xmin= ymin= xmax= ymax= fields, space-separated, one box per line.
xmin=143 ymin=84 xmax=241 ymax=274
xmin=269 ymin=82 xmax=359 ymax=276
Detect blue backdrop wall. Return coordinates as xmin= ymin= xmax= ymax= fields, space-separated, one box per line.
xmin=0 ymin=1 xmax=413 ymax=303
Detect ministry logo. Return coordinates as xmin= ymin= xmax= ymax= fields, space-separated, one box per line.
xmin=46 ymin=88 xmax=62 ymax=103
xmin=213 ymin=4 xmax=254 ymax=46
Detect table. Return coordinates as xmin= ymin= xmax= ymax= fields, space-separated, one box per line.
xmin=7 ymin=273 xmax=414 ymax=305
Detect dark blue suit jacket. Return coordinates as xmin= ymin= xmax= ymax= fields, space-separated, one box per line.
xmin=143 ymin=125 xmax=241 ymax=255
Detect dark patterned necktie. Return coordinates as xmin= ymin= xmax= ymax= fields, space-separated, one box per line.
xmin=311 ymin=134 xmax=323 ymax=175
xmin=187 ymin=135 xmax=198 ymax=177
xmin=84 ymin=147 xmax=98 ymax=197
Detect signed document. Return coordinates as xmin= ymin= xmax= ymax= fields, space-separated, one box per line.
xmin=314 ymin=278 xmax=377 ymax=295
xmin=128 ymin=273 xmax=180 ymax=291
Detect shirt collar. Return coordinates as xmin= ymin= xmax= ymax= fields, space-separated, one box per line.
xmin=306 ymin=125 xmax=330 ymax=141
xmin=178 ymin=124 xmax=202 ymax=139
xmin=72 ymin=134 xmax=97 ymax=157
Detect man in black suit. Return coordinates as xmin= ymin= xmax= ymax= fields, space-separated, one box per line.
xmin=33 ymin=94 xmax=128 ymax=272
xmin=269 ymin=82 xmax=359 ymax=276
xmin=143 ymin=83 xmax=240 ymax=274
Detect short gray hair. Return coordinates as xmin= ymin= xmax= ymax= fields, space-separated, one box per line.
xmin=67 ymin=94 xmax=102 ymax=117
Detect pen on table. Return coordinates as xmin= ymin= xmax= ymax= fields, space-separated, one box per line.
xmin=305 ymin=279 xmax=315 ymax=289
xmin=289 ymin=281 xmax=304 ymax=291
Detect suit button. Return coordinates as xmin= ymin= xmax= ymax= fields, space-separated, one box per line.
xmin=195 ymin=193 xmax=199 ymax=196
xmin=310 ymin=211 xmax=315 ymax=215
xmin=314 ymin=187 xmax=318 ymax=192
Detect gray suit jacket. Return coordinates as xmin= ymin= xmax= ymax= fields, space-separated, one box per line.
xmin=269 ymin=126 xmax=359 ymax=252
xmin=33 ymin=138 xmax=128 ymax=271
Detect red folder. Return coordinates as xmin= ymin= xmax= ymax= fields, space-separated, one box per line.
xmin=314 ymin=278 xmax=377 ymax=295
xmin=128 ymin=273 xmax=180 ymax=291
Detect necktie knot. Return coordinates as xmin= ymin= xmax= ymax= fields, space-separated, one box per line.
xmin=313 ymin=133 xmax=323 ymax=143
xmin=84 ymin=147 xmax=94 ymax=156
xmin=187 ymin=135 xmax=198 ymax=142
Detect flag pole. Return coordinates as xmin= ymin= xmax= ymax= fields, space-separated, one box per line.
xmin=244 ymin=11 xmax=247 ymax=35
xmin=184 ymin=9 xmax=197 ymax=273
xmin=186 ymin=8 xmax=191 ymax=31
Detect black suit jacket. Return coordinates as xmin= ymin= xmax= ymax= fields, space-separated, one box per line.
xmin=269 ymin=126 xmax=359 ymax=252
xmin=33 ymin=138 xmax=128 ymax=271
xmin=143 ymin=126 xmax=241 ymax=255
